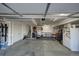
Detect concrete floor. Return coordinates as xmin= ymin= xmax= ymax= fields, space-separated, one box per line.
xmin=0 ymin=38 xmax=79 ymax=56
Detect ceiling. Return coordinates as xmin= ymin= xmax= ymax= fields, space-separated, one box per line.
xmin=1 ymin=3 xmax=79 ymax=14
xmin=0 ymin=3 xmax=79 ymax=25
xmin=0 ymin=3 xmax=47 ymax=14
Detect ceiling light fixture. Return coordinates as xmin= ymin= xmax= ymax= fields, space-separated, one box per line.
xmin=59 ymin=14 xmax=69 ymax=16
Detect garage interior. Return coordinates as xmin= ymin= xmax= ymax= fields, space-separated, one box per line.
xmin=0 ymin=3 xmax=79 ymax=56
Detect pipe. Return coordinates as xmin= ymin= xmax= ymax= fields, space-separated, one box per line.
xmin=44 ymin=3 xmax=51 ymax=17
xmin=1 ymin=3 xmax=22 ymax=17
xmin=68 ymin=12 xmax=79 ymax=17
xmin=42 ymin=3 xmax=51 ymax=21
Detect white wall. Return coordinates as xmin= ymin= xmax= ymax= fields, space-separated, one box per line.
xmin=6 ymin=21 xmax=30 ymax=46
xmin=63 ymin=24 xmax=71 ymax=49
xmin=41 ymin=25 xmax=53 ymax=37
xmin=11 ymin=21 xmax=22 ymax=44
xmin=22 ymin=23 xmax=29 ymax=39
xmin=6 ymin=21 xmax=12 ymax=46
xmin=42 ymin=25 xmax=53 ymax=33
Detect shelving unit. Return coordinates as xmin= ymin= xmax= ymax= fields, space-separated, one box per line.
xmin=0 ymin=23 xmax=8 ymax=50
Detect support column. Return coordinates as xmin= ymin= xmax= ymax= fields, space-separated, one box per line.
xmin=30 ymin=26 xmax=33 ymax=38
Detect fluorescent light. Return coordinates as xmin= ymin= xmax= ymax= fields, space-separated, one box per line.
xmin=59 ymin=14 xmax=69 ymax=16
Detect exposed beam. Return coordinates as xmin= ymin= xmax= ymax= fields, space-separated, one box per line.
xmin=1 ymin=3 xmax=22 ymax=17
xmin=68 ymin=12 xmax=79 ymax=17
xmin=0 ymin=13 xmax=44 ymax=15
xmin=68 ymin=12 xmax=79 ymax=18
xmin=69 ymin=16 xmax=79 ymax=18
xmin=32 ymin=18 xmax=37 ymax=25
xmin=0 ymin=15 xmax=52 ymax=18
xmin=53 ymin=18 xmax=79 ymax=27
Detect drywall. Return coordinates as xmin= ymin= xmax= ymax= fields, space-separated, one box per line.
xmin=54 ymin=18 xmax=79 ymax=27
xmin=63 ymin=24 xmax=71 ymax=49
xmin=22 ymin=24 xmax=29 ymax=38
xmin=41 ymin=25 xmax=53 ymax=37
xmin=11 ymin=21 xmax=22 ymax=44
xmin=6 ymin=21 xmax=30 ymax=46
xmin=42 ymin=25 xmax=53 ymax=33
xmin=6 ymin=21 xmax=12 ymax=46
